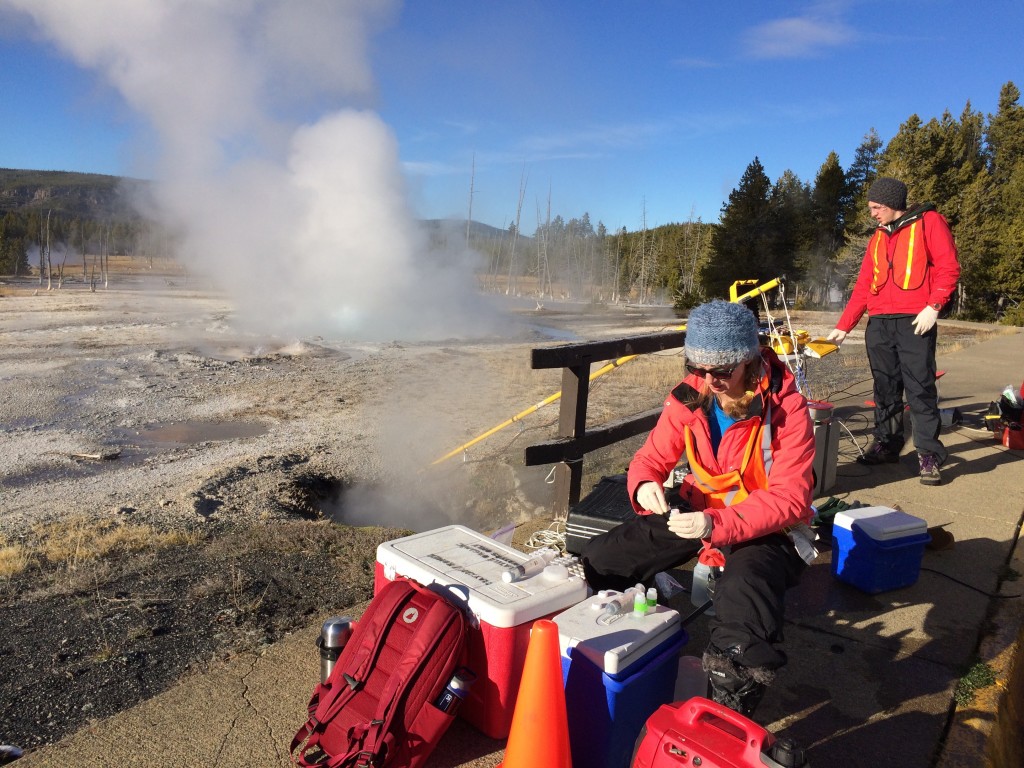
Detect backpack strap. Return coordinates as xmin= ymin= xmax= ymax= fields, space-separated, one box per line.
xmin=290 ymin=581 xmax=420 ymax=761
xmin=352 ymin=586 xmax=465 ymax=767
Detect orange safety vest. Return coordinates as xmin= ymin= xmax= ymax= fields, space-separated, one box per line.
xmin=869 ymin=220 xmax=927 ymax=294
xmin=683 ymin=401 xmax=773 ymax=509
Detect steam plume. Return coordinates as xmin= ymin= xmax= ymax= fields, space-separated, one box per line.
xmin=4 ymin=0 xmax=500 ymax=339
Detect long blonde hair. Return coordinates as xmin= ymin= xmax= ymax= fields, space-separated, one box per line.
xmin=691 ymin=356 xmax=764 ymax=418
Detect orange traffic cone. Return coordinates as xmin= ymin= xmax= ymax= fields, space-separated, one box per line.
xmin=499 ymin=618 xmax=572 ymax=768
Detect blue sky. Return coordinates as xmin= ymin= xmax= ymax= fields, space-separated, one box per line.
xmin=1 ymin=0 xmax=1022 ymax=235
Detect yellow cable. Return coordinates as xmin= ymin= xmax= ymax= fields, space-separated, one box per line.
xmin=430 ymin=277 xmax=782 ymax=466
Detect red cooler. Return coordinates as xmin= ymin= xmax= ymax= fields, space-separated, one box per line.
xmin=374 ymin=525 xmax=589 ymax=738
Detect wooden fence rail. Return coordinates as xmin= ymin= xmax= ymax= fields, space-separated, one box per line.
xmin=523 ymin=329 xmax=686 ymax=518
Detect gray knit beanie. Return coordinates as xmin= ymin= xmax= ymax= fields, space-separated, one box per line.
xmin=685 ymin=300 xmax=760 ymax=368
xmin=867 ymin=177 xmax=907 ymax=211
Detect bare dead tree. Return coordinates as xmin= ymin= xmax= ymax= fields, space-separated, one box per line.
xmin=102 ymin=223 xmax=110 ymax=289
xmin=44 ymin=210 xmax=53 ymax=290
xmin=505 ymin=165 xmax=527 ymax=296
xmin=534 ymin=187 xmax=554 ymax=300
xmin=90 ymin=227 xmax=102 ymax=292
xmin=466 ymin=153 xmax=475 ymax=252
xmin=56 ymin=244 xmax=68 ymax=288
xmin=637 ymin=199 xmax=649 ymax=304
xmin=611 ymin=228 xmax=623 ymax=304
xmin=81 ymin=221 xmax=88 ymax=281
xmin=486 ymin=216 xmax=507 ymax=291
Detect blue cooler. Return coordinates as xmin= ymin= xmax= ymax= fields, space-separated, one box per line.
xmin=832 ymin=506 xmax=930 ymax=593
xmin=553 ymin=592 xmax=686 ymax=768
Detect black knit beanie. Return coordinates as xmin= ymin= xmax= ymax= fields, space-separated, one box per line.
xmin=867 ymin=177 xmax=907 ymax=211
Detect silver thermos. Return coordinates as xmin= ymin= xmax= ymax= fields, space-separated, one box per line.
xmin=317 ymin=616 xmax=354 ymax=684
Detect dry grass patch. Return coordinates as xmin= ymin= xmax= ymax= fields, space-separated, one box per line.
xmin=26 ymin=516 xmax=201 ymax=574
xmin=938 ymin=331 xmax=995 ymax=355
xmin=595 ymin=351 xmax=684 ymax=390
xmin=586 ymin=353 xmax=683 ymax=423
xmin=0 ymin=536 xmax=32 ymax=579
xmin=485 ymin=348 xmax=683 ymax=427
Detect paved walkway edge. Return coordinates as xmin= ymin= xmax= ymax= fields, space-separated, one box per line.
xmin=936 ymin=536 xmax=1024 ymax=768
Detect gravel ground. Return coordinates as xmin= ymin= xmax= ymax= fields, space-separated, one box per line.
xmin=0 ymin=275 xmax=997 ymax=754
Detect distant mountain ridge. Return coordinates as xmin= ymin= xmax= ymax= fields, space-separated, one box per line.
xmin=0 ymin=168 xmax=512 ymax=236
xmin=0 ymin=168 xmax=148 ymax=221
xmin=420 ymin=218 xmax=519 ymax=242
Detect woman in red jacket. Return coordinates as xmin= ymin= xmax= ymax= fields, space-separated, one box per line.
xmin=582 ymin=299 xmax=815 ymax=717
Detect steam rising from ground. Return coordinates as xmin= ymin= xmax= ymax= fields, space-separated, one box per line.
xmin=6 ymin=0 xmax=501 ymax=340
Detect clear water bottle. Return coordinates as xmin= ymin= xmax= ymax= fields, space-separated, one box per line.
xmin=692 ymin=545 xmax=725 ymax=617
xmin=691 ymin=562 xmax=717 ymax=616
xmin=317 ymin=616 xmax=354 ymax=684
xmin=674 ymin=655 xmax=708 ymax=701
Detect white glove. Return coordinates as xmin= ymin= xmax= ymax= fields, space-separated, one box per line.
xmin=825 ymin=328 xmax=847 ymax=344
xmin=636 ymin=481 xmax=670 ymax=514
xmin=912 ymin=305 xmax=939 ymax=335
xmin=667 ymin=510 xmax=713 ymax=539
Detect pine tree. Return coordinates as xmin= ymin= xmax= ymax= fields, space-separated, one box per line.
xmin=986 ymin=82 xmax=1024 ymax=303
xmin=768 ymin=169 xmax=811 ymax=285
xmin=986 ymin=82 xmax=1024 ymax=185
xmin=803 ymin=152 xmax=847 ymax=305
xmin=701 ymin=157 xmax=774 ymax=298
xmin=845 ymin=129 xmax=883 ymax=202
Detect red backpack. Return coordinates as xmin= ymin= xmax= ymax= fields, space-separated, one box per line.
xmin=291 ymin=579 xmax=468 ymax=768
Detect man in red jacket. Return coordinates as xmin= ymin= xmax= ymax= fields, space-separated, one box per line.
xmin=826 ymin=177 xmax=960 ymax=485
xmin=582 ymin=300 xmax=816 ymax=718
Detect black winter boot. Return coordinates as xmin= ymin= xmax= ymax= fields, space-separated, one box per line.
xmin=702 ymin=646 xmax=775 ymax=718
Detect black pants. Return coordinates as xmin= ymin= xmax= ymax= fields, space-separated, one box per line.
xmin=865 ymin=314 xmax=946 ymax=462
xmin=581 ymin=513 xmax=806 ymax=669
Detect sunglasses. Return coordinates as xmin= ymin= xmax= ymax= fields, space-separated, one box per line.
xmin=686 ymin=363 xmax=740 ymax=379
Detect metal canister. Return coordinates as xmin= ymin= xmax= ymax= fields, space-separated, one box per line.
xmin=317 ymin=616 xmax=354 ymax=684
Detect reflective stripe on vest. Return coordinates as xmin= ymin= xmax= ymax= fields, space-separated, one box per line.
xmin=869 ymin=220 xmax=925 ymax=294
xmin=902 ymin=221 xmax=919 ymax=288
xmin=683 ymin=402 xmax=773 ymax=509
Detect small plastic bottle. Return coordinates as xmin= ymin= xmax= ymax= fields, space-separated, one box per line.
xmin=632 ymin=590 xmax=648 ymax=617
xmin=1003 ymin=384 xmax=1021 ymax=406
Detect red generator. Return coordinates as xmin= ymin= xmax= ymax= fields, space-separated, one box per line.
xmin=632 ymin=697 xmax=808 ymax=768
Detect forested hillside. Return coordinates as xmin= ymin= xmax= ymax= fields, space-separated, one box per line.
xmin=0 ymin=168 xmax=146 ymax=220
xmin=3 ymin=80 xmax=1023 ymax=323
xmin=0 ymin=168 xmax=156 ymax=279
xmin=476 ymin=80 xmax=1024 ymax=324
